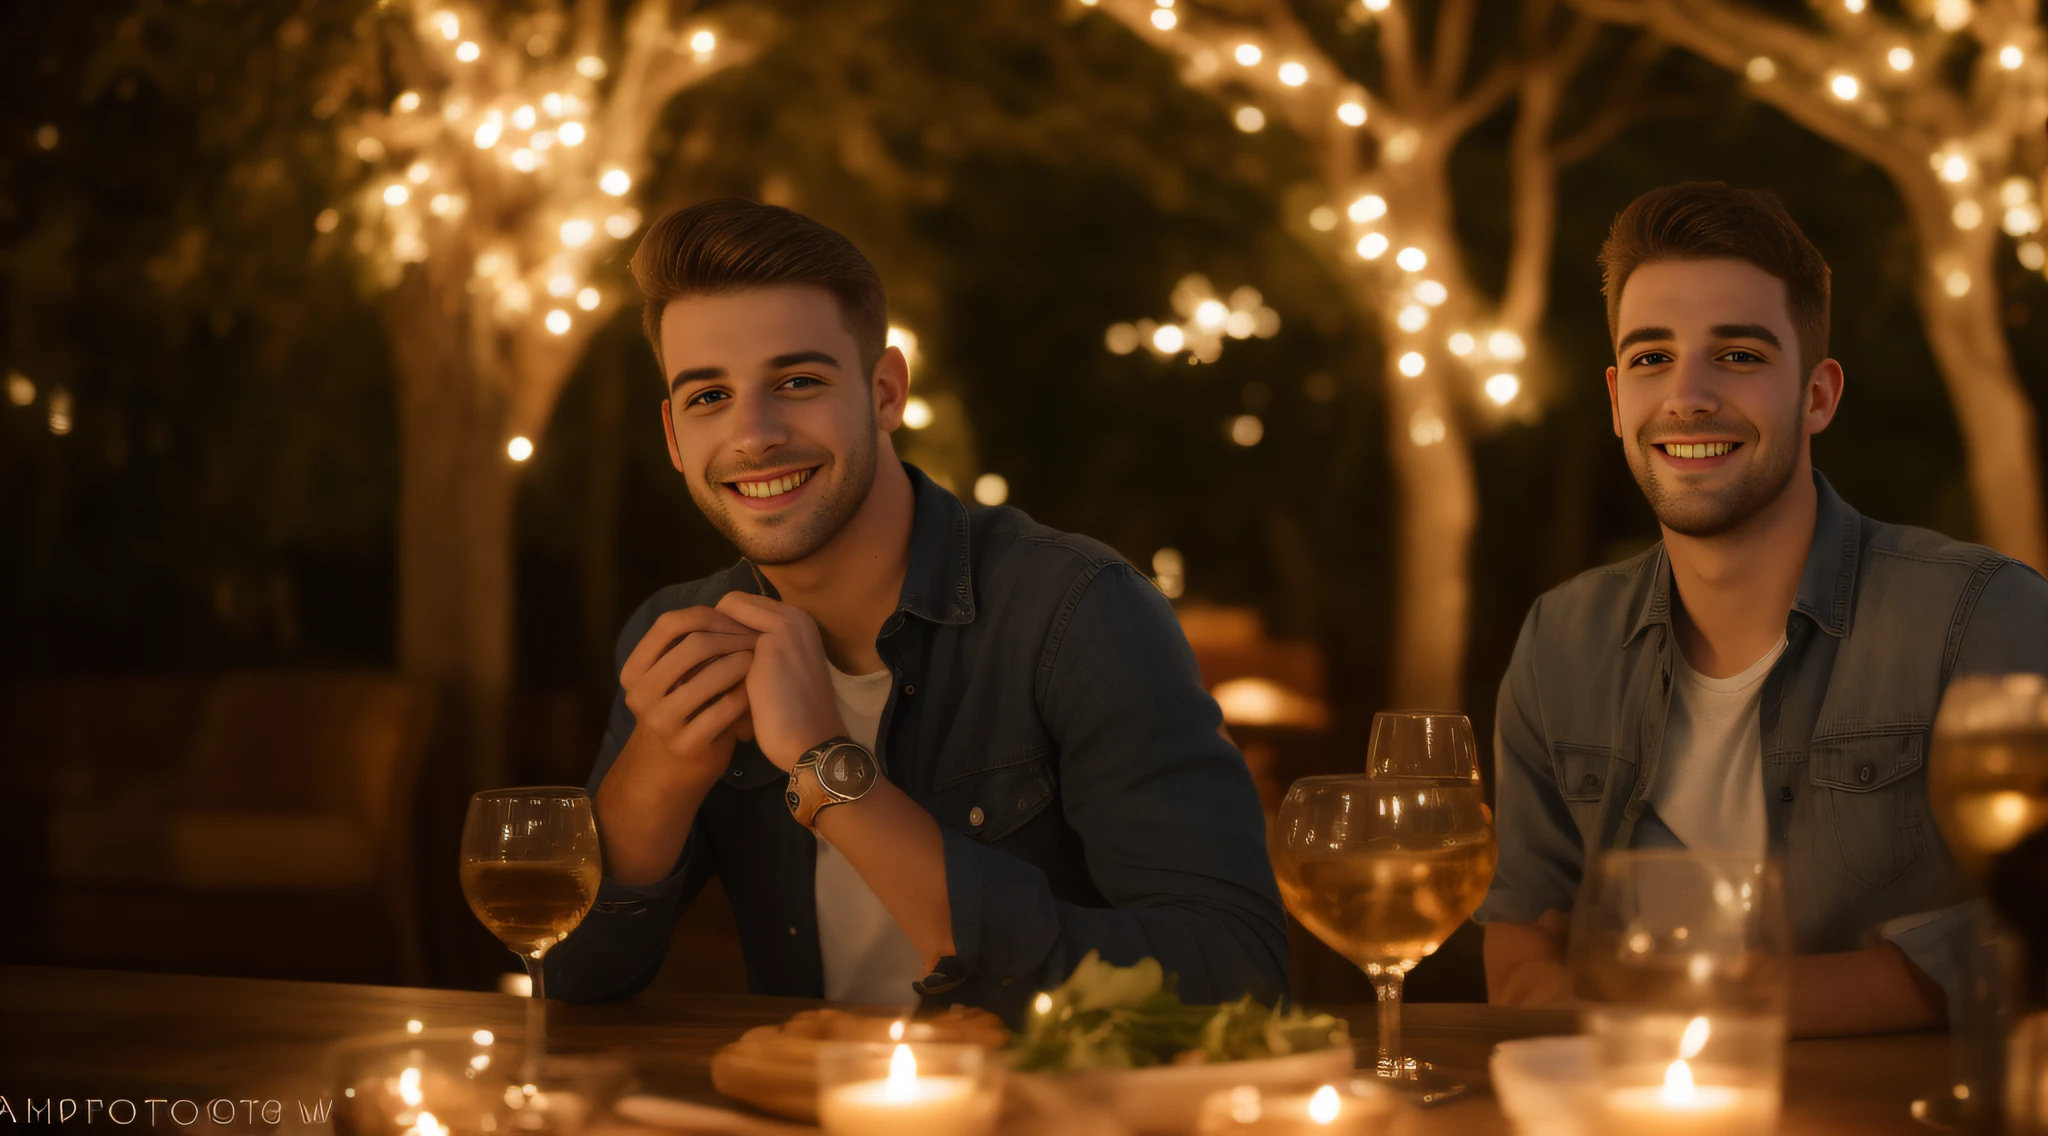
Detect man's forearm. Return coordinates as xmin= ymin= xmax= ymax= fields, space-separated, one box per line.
xmin=595 ymin=727 xmax=720 ymax=886
xmin=1484 ymin=911 xmax=1575 ymax=1007
xmin=814 ymin=781 xmax=957 ymax=966
xmin=1789 ymin=942 xmax=1945 ymax=1037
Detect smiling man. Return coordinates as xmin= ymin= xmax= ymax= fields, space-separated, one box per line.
xmin=1477 ymin=182 xmax=2048 ymax=1035
xmin=542 ymin=198 xmax=1288 ymax=1020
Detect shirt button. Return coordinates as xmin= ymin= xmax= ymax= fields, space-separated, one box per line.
xmin=969 ymin=807 xmax=985 ymax=827
xmin=1858 ymin=763 xmax=1876 ymax=784
xmin=1582 ymin=773 xmax=1600 ymax=791
xmin=788 ymin=926 xmax=798 ymax=936
xmin=732 ymin=768 xmax=743 ymax=778
xmin=1780 ymin=786 xmax=1794 ymax=802
xmin=904 ymin=684 xmax=916 ymax=696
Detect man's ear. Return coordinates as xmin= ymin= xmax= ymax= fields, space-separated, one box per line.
xmin=1605 ymin=365 xmax=1623 ymax=439
xmin=872 ymin=345 xmax=911 ymax=432
xmin=661 ymin=399 xmax=686 ymax=474
xmin=1805 ymin=358 xmax=1846 ymax=436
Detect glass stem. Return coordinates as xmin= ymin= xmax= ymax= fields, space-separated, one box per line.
xmin=522 ymin=952 xmax=547 ymax=1085
xmin=1371 ymin=969 xmax=1405 ymax=1078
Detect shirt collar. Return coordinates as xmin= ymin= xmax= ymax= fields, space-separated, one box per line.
xmin=1623 ymin=469 xmax=1859 ymax=646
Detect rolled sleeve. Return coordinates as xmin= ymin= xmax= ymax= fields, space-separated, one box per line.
xmin=938 ymin=562 xmax=1289 ymax=1015
xmin=1475 ymin=598 xmax=1585 ymax=926
xmin=1880 ymin=901 xmax=1980 ymax=1028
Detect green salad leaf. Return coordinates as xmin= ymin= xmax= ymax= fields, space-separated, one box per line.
xmin=1009 ymin=952 xmax=1348 ymax=1072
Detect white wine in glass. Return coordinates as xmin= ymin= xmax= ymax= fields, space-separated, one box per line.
xmin=1273 ymin=711 xmax=1495 ymax=1097
xmin=461 ymin=787 xmax=601 ymax=1081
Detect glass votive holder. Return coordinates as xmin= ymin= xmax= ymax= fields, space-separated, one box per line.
xmin=1569 ymin=850 xmax=1791 ymax=1136
xmin=1194 ymin=1080 xmax=1398 ymax=1136
xmin=816 ymin=1041 xmax=1001 ymax=1136
xmin=328 ymin=1028 xmax=629 ymax=1136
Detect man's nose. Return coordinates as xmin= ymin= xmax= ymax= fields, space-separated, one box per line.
xmin=727 ymin=389 xmax=790 ymax=453
xmin=1666 ymin=354 xmax=1721 ymax=419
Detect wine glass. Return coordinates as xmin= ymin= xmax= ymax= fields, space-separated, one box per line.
xmin=1928 ymin=674 xmax=2048 ymax=1130
xmin=1271 ymin=711 xmax=1496 ymax=1097
xmin=461 ymin=787 xmax=602 ymax=1081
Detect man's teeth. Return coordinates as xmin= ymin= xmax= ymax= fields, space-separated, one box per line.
xmin=734 ymin=470 xmax=813 ymax=499
xmin=1664 ymin=442 xmax=1735 ymax=459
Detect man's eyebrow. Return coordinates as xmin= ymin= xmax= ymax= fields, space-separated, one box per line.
xmin=1711 ymin=323 xmax=1782 ymax=347
xmin=1617 ymin=326 xmax=1674 ymax=351
xmin=669 ymin=365 xmax=725 ymax=394
xmin=768 ymin=350 xmax=841 ymax=370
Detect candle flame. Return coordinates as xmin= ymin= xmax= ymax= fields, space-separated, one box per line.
xmin=1308 ymin=1084 xmax=1341 ymax=1125
xmin=1680 ymin=1015 xmax=1711 ymax=1059
xmin=889 ymin=1020 xmax=906 ymax=1042
xmin=889 ymin=1043 xmax=917 ymax=1084
xmin=398 ymin=1067 xmax=423 ymax=1108
xmin=1661 ymin=1058 xmax=1697 ymax=1106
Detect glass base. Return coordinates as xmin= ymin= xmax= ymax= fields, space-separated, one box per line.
xmin=1369 ymin=1055 xmax=1468 ymax=1107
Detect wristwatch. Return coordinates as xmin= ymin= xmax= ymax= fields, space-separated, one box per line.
xmin=786 ymin=735 xmax=880 ymax=829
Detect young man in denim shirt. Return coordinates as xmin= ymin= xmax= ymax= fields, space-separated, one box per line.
xmin=1479 ymin=182 xmax=2048 ymax=1034
xmin=544 ymin=198 xmax=1288 ymax=1021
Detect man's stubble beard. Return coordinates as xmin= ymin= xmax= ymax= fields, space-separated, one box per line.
xmin=689 ymin=414 xmax=880 ymax=567
xmin=1629 ymin=400 xmax=1804 ymax=539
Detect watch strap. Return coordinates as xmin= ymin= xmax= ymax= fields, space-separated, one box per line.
xmin=786 ymin=736 xmax=873 ymax=829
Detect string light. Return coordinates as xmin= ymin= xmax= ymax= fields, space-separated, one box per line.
xmin=1415 ymin=280 xmax=1448 ymax=306
xmin=690 ymin=30 xmax=717 ymax=55
xmin=1888 ymin=47 xmax=1914 ymax=72
xmin=1229 ymin=414 xmax=1265 ymax=446
xmin=1308 ymin=206 xmax=1339 ymax=231
xmin=1151 ymin=9 xmax=1177 ymax=30
xmin=1337 ymin=101 xmax=1367 ymax=126
xmin=507 ymin=436 xmax=534 ymax=461
xmin=1154 ymin=325 xmax=1186 ymax=353
xmin=1447 ymin=332 xmax=1476 ymax=356
xmin=576 ymin=287 xmax=600 ymax=311
xmin=1151 ymin=548 xmax=1185 ymax=599
xmin=395 ymin=91 xmax=423 ymax=113
xmin=973 ymin=473 xmax=1009 ymax=506
xmin=6 ymin=370 xmax=34 ymax=406
xmin=1409 ymin=409 xmax=1445 ymax=446
xmin=558 ymin=122 xmax=586 ymax=146
xmin=545 ymin=309 xmax=572 ymax=334
xmin=1395 ymin=246 xmax=1427 ymax=271
xmin=576 ymin=55 xmax=607 ymax=79
xmin=1278 ymin=62 xmax=1308 ymax=87
xmin=1356 ymin=233 xmax=1389 ymax=259
xmin=1398 ymin=351 xmax=1426 ymax=377
xmin=1349 ymin=194 xmax=1387 ymax=222
xmin=1484 ymin=373 xmax=1522 ymax=405
xmin=511 ymin=148 xmax=539 ymax=171
xmin=1932 ymin=0 xmax=1972 ymax=31
xmin=455 ymin=41 xmax=480 ymax=62
xmin=2019 ymin=242 xmax=2046 ymax=271
xmin=1828 ymin=73 xmax=1860 ymax=101
xmin=1234 ymin=106 xmax=1266 ymax=132
xmin=1945 ymin=270 xmax=1972 ymax=297
xmin=1953 ymin=200 xmax=1983 ymax=229
xmin=600 ymin=168 xmax=632 ymax=196
xmin=2000 ymin=46 xmax=2024 ymax=70
xmin=1397 ymin=304 xmax=1429 ymax=332
xmin=548 ymin=274 xmax=575 ymax=297
xmin=902 ymin=397 xmax=934 ymax=429
xmin=1746 ymin=57 xmax=1777 ymax=83
xmin=560 ymin=219 xmax=594 ymax=247
xmin=383 ymin=184 xmax=410 ymax=206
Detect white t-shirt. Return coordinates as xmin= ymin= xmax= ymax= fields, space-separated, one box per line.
xmin=814 ymin=662 xmax=925 ymax=1007
xmin=1646 ymin=636 xmax=1787 ymax=859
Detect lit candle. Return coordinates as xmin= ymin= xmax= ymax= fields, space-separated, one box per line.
xmin=1600 ymin=1018 xmax=1776 ymax=1136
xmin=818 ymin=1043 xmax=998 ymax=1136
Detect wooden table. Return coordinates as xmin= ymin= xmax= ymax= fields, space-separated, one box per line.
xmin=0 ymin=966 xmax=1948 ymax=1134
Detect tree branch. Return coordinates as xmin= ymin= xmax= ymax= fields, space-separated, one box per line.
xmin=1430 ymin=0 xmax=1479 ymax=106
xmin=1439 ymin=58 xmax=1520 ymax=139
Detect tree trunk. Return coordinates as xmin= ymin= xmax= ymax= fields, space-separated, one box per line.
xmin=390 ymin=269 xmax=517 ymax=791
xmin=1381 ymin=339 xmax=1479 ymax=711
xmin=1903 ymin=186 xmax=2048 ymax=570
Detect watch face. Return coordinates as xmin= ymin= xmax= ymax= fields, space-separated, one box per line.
xmin=821 ymin=744 xmax=877 ymax=799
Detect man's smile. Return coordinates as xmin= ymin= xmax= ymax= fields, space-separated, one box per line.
xmin=1652 ymin=439 xmax=1743 ymax=469
xmin=723 ymin=465 xmax=820 ymax=509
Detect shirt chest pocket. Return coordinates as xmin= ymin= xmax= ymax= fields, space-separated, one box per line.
xmin=1551 ymin=743 xmax=1612 ymax=802
xmin=928 ymin=750 xmax=1056 ymax=842
xmin=1809 ymin=730 xmax=1929 ymax=889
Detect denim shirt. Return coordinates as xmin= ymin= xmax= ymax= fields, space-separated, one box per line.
xmin=1477 ymin=472 xmax=2048 ymax=1014
xmin=545 ymin=463 xmax=1290 ymax=1023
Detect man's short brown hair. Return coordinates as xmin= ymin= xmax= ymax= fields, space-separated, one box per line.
xmin=629 ymin=197 xmax=888 ymax=376
xmin=1599 ymin=181 xmax=1831 ymax=375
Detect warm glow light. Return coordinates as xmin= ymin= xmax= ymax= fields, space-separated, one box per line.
xmin=1395 ymin=247 xmax=1427 ymax=272
xmin=1195 ymin=299 xmax=1229 ymax=330
xmin=973 ymin=473 xmax=1009 ymax=506
xmin=1933 ymin=0 xmax=1971 ymax=31
xmin=1234 ymin=106 xmax=1266 ymax=133
xmin=473 ymin=1030 xmax=495 ymax=1046
xmin=406 ymin=1020 xmax=424 ymax=1034
xmin=1348 ymin=194 xmax=1387 ymax=222
xmin=433 ymin=12 xmax=459 ymax=40
xmin=1954 ymin=200 xmax=1984 ymax=230
xmin=576 ymin=55 xmax=608 ymax=80
xmin=407 ymin=161 xmax=431 ymax=184
xmin=1487 ymin=329 xmax=1527 ymax=362
xmin=1308 ymin=206 xmax=1338 ymax=231
xmin=558 ymin=121 xmax=586 ymax=146
xmin=2020 ymin=241 xmax=2047 ymax=270
xmin=1308 ymin=1085 xmax=1340 ymax=1125
xmin=5 ymin=371 xmax=34 ymax=406
xmin=1745 ymin=56 xmax=1776 ymax=84
xmin=1229 ymin=414 xmax=1264 ymax=446
xmin=314 ymin=208 xmax=339 ymax=233
xmin=1829 ymin=73 xmax=1860 ymax=101
xmin=1946 ymin=269 xmax=1972 ymax=297
xmin=1337 ymin=101 xmax=1367 ymax=126
xmin=1105 ymin=323 xmax=1140 ymax=354
xmin=356 ymin=138 xmax=385 ymax=162
xmin=1356 ymin=233 xmax=1389 ymax=260
xmin=1939 ymin=153 xmax=1972 ymax=183
xmin=1235 ymin=43 xmax=1262 ymax=66
xmin=1415 ymin=280 xmax=1448 ymax=306
xmin=1396 ymin=305 xmax=1428 ymax=333
xmin=605 ymin=210 xmax=642 ymax=239
xmin=1485 ymin=373 xmax=1521 ymax=405
xmin=395 ymin=90 xmax=422 ymax=113
xmin=1888 ymin=47 xmax=1914 ymax=72
xmin=474 ymin=119 xmax=503 ymax=149
xmin=507 ymin=436 xmax=535 ymax=463
xmin=600 ymin=168 xmax=632 ymax=196
xmin=1397 ymin=351 xmax=1425 ymax=377
xmin=383 ymin=184 xmax=410 ymax=206
xmin=1152 ymin=548 xmax=1185 ymax=598
xmin=542 ymin=92 xmax=565 ymax=117
xmin=511 ymin=148 xmax=538 ymax=171
xmin=690 ymin=30 xmax=718 ymax=54
xmin=546 ymin=309 xmax=572 ymax=335
xmin=455 ymin=41 xmax=480 ymax=63
xmin=577 ymin=287 xmax=601 ymax=311
xmin=548 ymin=274 xmax=575 ymax=297
xmin=1409 ymin=409 xmax=1445 ymax=446
xmin=1661 ymin=1059 xmax=1697 ymax=1106
xmin=1447 ymin=332 xmax=1475 ymax=356
xmin=560 ymin=219 xmax=595 ymax=247
xmin=2003 ymin=45 xmax=2026 ymax=69
xmin=1153 ymin=325 xmax=1186 ymax=354
xmin=1844 ymin=0 xmax=1866 ymax=12
xmin=1278 ymin=62 xmax=1308 ymax=87
xmin=1681 ymin=1016 xmax=1711 ymax=1059
xmin=1151 ymin=8 xmax=1177 ymax=30
xmin=902 ymin=397 xmax=933 ymax=429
